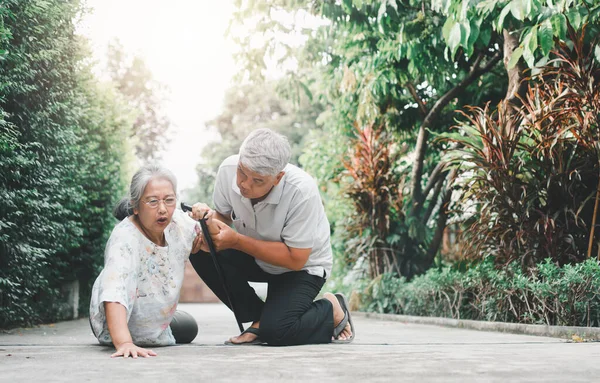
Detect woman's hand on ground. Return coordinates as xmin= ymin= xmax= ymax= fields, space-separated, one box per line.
xmin=111 ymin=341 xmax=157 ymax=358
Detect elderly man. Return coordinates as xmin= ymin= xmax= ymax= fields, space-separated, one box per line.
xmin=189 ymin=128 xmax=354 ymax=345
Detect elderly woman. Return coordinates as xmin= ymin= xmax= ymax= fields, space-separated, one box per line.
xmin=89 ymin=165 xmax=204 ymax=358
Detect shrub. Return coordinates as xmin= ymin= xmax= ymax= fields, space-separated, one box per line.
xmin=442 ymin=25 xmax=600 ymax=267
xmin=360 ymin=258 xmax=600 ymax=327
xmin=0 ymin=1 xmax=130 ymax=328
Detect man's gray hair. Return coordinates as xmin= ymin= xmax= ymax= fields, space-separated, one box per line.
xmin=113 ymin=164 xmax=178 ymax=220
xmin=239 ymin=128 xmax=291 ymax=176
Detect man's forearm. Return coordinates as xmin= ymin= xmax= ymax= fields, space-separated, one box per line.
xmin=233 ymin=234 xmax=307 ymax=271
xmin=215 ymin=211 xmax=232 ymax=226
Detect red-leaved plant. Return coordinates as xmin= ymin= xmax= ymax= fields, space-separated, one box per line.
xmin=443 ymin=25 xmax=600 ymax=267
xmin=341 ymin=122 xmax=405 ymax=277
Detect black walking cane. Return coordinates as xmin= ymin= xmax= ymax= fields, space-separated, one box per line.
xmin=181 ymin=202 xmax=245 ymax=333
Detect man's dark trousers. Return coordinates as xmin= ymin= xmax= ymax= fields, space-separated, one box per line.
xmin=190 ymin=249 xmax=334 ymax=345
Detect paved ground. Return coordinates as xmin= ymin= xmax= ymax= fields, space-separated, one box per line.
xmin=1 ymin=303 xmax=599 ymax=382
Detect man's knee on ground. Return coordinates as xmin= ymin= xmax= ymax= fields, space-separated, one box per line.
xmin=259 ymin=318 xmax=294 ymax=346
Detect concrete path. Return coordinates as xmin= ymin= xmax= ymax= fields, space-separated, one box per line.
xmin=1 ymin=303 xmax=599 ymax=382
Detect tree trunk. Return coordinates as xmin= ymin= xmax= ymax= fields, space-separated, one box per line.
xmin=502 ymin=29 xmax=526 ymax=105
xmin=409 ymin=52 xmax=501 ymax=213
xmin=401 ymin=52 xmax=501 ymax=276
xmin=424 ymin=170 xmax=458 ymax=269
xmin=588 ymin=176 xmax=600 ymax=259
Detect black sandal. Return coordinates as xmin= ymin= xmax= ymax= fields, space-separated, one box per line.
xmin=332 ymin=293 xmax=355 ymax=344
xmin=224 ymin=326 xmax=263 ymax=346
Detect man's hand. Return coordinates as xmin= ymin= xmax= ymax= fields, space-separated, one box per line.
xmin=211 ymin=220 xmax=240 ymax=251
xmin=111 ymin=341 xmax=157 ymax=359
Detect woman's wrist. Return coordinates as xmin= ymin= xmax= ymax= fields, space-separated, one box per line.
xmin=114 ymin=340 xmax=134 ymax=348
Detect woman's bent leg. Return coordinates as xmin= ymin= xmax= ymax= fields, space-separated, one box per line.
xmin=170 ymin=310 xmax=198 ymax=344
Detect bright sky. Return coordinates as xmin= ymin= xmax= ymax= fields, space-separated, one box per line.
xmin=78 ymin=0 xmax=238 ymax=190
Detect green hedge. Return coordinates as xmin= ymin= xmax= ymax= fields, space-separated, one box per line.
xmin=360 ymin=258 xmax=600 ymax=327
xmin=0 ymin=0 xmax=130 ymax=328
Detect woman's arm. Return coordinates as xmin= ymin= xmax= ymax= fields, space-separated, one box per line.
xmin=104 ymin=302 xmax=157 ymax=358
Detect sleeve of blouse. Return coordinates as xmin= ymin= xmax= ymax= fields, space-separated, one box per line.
xmin=173 ymin=209 xmax=200 ymax=259
xmin=95 ymin=230 xmax=139 ymax=319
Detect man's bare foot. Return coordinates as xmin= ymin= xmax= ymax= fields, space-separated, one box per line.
xmin=228 ymin=322 xmax=260 ymax=344
xmin=324 ymin=292 xmax=352 ymax=341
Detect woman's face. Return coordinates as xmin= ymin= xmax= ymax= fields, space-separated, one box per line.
xmin=133 ymin=178 xmax=176 ymax=238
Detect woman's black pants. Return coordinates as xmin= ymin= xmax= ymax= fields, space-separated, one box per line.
xmin=189 ymin=249 xmax=334 ymax=345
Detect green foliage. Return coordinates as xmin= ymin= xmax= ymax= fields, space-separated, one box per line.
xmin=439 ymin=0 xmax=600 ymax=66
xmin=339 ymin=123 xmax=407 ymax=276
xmin=224 ymin=1 xmax=600 ymax=285
xmin=314 ymin=1 xmax=505 ymax=278
xmin=229 ymin=0 xmax=508 ymax=279
xmin=360 ymin=258 xmax=600 ymax=327
xmin=440 ymin=26 xmax=600 ymax=267
xmin=0 ymin=0 xmax=131 ymax=328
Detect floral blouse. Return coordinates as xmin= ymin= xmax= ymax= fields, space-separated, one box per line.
xmin=89 ymin=209 xmax=198 ymax=346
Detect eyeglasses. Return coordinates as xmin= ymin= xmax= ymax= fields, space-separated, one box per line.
xmin=142 ymin=197 xmax=177 ymax=208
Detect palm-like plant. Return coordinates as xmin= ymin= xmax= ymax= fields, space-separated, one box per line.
xmin=341 ymin=122 xmax=404 ymax=277
xmin=444 ymin=25 xmax=600 ymax=267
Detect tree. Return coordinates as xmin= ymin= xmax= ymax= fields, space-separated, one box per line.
xmin=438 ymin=0 xmax=600 ymax=104
xmin=441 ymin=25 xmax=600 ymax=267
xmin=106 ymin=40 xmax=171 ymax=161
xmin=226 ymin=0 xmax=599 ymax=279
xmin=228 ymin=0 xmax=506 ymax=277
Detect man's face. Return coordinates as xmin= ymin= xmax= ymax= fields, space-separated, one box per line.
xmin=236 ymin=162 xmax=284 ymax=201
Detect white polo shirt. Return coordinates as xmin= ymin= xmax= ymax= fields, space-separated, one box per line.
xmin=213 ymin=155 xmax=332 ymax=278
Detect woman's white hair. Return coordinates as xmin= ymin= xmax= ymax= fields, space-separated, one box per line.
xmin=239 ymin=128 xmax=291 ymax=176
xmin=113 ymin=164 xmax=177 ymax=220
